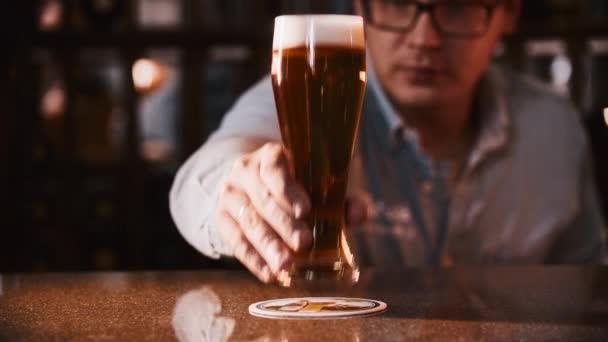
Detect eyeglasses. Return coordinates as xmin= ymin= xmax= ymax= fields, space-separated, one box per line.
xmin=362 ymin=0 xmax=501 ymax=37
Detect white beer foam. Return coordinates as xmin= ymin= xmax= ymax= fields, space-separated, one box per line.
xmin=273 ymin=15 xmax=364 ymax=50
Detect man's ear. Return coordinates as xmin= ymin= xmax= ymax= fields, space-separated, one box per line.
xmin=353 ymin=0 xmax=364 ymax=16
xmin=502 ymin=0 xmax=521 ymax=35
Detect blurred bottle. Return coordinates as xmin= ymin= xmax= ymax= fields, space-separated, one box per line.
xmin=525 ymin=39 xmax=572 ymax=98
xmin=134 ymin=49 xmax=181 ymax=166
xmin=72 ymin=49 xmax=127 ymax=165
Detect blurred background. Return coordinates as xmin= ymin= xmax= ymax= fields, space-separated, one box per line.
xmin=1 ymin=0 xmax=607 ymax=273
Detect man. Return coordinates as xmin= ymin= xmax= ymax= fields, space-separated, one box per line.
xmin=170 ymin=0 xmax=607 ymax=283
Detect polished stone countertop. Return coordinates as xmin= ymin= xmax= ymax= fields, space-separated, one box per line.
xmin=1 ymin=267 xmax=607 ymax=341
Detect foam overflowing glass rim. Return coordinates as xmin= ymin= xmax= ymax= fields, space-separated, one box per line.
xmin=273 ymin=15 xmax=365 ymax=50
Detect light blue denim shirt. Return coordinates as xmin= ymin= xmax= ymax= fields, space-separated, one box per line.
xmin=170 ymin=63 xmax=607 ymax=266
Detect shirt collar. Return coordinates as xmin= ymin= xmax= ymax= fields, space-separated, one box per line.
xmin=367 ymin=60 xmax=406 ymax=145
xmin=466 ymin=65 xmax=511 ymax=174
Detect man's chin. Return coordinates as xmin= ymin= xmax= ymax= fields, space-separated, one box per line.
xmin=391 ymin=87 xmax=442 ymax=109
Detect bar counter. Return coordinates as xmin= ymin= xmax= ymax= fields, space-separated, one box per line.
xmin=1 ymin=267 xmax=607 ymax=341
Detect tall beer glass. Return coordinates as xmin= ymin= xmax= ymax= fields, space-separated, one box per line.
xmin=271 ymin=15 xmax=366 ymax=286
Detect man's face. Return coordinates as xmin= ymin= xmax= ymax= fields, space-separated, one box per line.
xmin=362 ymin=0 xmax=518 ymax=109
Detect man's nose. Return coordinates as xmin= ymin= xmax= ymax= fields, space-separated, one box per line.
xmin=408 ymin=13 xmax=442 ymax=48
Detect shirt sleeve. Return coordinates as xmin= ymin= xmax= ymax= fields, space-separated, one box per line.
xmin=169 ymin=75 xmax=281 ymax=259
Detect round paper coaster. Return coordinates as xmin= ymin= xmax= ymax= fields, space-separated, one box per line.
xmin=249 ymin=297 xmax=387 ymax=319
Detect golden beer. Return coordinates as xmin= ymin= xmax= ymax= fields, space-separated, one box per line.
xmin=271 ymin=15 xmax=366 ymax=286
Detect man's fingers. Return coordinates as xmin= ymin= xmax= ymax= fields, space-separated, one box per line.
xmin=259 ymin=143 xmax=310 ymax=218
xmin=238 ymin=170 xmax=312 ymax=252
xmin=230 ymin=143 xmax=312 ymax=252
xmin=216 ymin=211 xmax=273 ymax=283
xmin=223 ymin=186 xmax=293 ymax=275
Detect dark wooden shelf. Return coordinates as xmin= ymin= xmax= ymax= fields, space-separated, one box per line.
xmin=514 ymin=19 xmax=608 ymax=39
xmin=25 ymin=29 xmax=271 ymax=49
xmin=20 ymin=19 xmax=608 ymax=49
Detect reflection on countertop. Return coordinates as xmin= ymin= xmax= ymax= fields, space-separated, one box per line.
xmin=173 ymin=287 xmax=235 ymax=342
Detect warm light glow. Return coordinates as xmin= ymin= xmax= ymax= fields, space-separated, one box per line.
xmin=551 ymin=55 xmax=572 ymax=86
xmin=39 ymin=0 xmax=63 ymax=30
xmin=271 ymin=51 xmax=282 ymax=85
xmin=41 ymin=83 xmax=65 ymax=119
xmin=604 ymin=108 xmax=608 ymax=128
xmin=359 ymin=71 xmax=367 ymax=83
xmin=341 ymin=230 xmax=356 ymax=270
xmin=132 ymin=59 xmax=163 ymax=93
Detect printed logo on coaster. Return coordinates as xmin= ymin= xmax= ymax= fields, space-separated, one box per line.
xmin=249 ymin=297 xmax=387 ymax=319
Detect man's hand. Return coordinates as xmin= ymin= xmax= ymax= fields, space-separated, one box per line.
xmin=215 ymin=142 xmax=370 ymax=283
xmin=215 ymin=143 xmax=312 ymax=283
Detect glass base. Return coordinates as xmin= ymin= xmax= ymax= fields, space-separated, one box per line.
xmin=277 ymin=258 xmax=360 ymax=288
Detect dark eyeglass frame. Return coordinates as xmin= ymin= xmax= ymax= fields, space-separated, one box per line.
xmin=360 ymin=0 xmax=502 ymax=38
